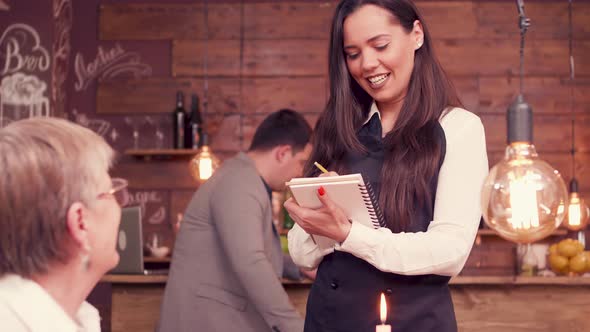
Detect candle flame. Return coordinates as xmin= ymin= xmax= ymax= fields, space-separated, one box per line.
xmin=380 ymin=293 xmax=387 ymax=324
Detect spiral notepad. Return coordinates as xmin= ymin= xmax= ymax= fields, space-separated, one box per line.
xmin=286 ymin=173 xmax=385 ymax=248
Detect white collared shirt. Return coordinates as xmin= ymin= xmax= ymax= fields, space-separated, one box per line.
xmin=288 ymin=106 xmax=489 ymax=276
xmin=0 ymin=274 xmax=101 ymax=332
xmin=363 ymin=102 xmax=381 ymax=125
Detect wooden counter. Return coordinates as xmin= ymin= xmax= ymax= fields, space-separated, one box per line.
xmin=452 ymin=275 xmax=590 ymax=285
xmin=95 ymin=275 xmax=590 ymax=332
xmin=101 ymin=274 xmax=168 ymax=284
xmin=101 ymin=274 xmax=590 ymax=286
xmin=449 ymin=276 xmax=590 ymax=332
xmin=96 ymin=275 xmax=312 ymax=332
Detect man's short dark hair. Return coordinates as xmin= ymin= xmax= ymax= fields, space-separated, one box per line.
xmin=248 ymin=109 xmax=312 ymax=153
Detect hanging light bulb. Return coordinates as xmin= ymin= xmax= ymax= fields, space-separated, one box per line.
xmin=562 ymin=0 xmax=589 ymax=232
xmin=188 ymin=0 xmax=219 ymax=183
xmin=189 ymin=133 xmax=219 ymax=182
xmin=482 ymin=140 xmax=568 ymax=243
xmin=480 ymin=0 xmax=569 ymax=243
xmin=564 ymin=180 xmax=589 ymax=231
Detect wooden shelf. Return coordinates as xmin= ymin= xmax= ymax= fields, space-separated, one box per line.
xmin=477 ymin=229 xmax=567 ymax=237
xmin=102 ymin=274 xmax=168 ymax=284
xmin=282 ymin=278 xmax=313 ymax=286
xmin=144 ymin=256 xmax=171 ymax=263
xmin=450 ymin=276 xmax=590 ymax=286
xmin=101 ymin=274 xmax=314 ymax=285
xmin=279 ymin=229 xmax=568 ymax=238
xmin=125 ymin=149 xmax=198 ymax=159
xmin=101 ymin=274 xmax=590 ymax=286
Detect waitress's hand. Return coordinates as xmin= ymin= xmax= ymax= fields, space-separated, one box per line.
xmin=284 ymin=187 xmax=351 ymax=243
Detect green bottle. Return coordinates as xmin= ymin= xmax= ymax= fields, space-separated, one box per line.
xmin=282 ymin=191 xmax=295 ymax=230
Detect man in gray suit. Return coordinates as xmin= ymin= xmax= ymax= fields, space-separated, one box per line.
xmin=158 ymin=109 xmax=312 ymax=332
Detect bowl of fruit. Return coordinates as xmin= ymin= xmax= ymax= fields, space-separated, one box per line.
xmin=548 ymin=238 xmax=590 ymax=276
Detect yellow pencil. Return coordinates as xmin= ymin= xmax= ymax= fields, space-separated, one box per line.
xmin=313 ymin=161 xmax=329 ymax=174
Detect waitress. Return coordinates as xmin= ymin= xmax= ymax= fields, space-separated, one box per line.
xmin=284 ymin=0 xmax=488 ymax=331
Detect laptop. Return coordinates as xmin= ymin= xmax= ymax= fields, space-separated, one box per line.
xmin=110 ymin=206 xmax=167 ymax=275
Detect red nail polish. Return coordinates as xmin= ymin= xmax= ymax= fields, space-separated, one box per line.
xmin=318 ymin=186 xmax=325 ymax=196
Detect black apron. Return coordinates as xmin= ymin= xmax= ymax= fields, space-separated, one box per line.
xmin=304 ymin=114 xmax=456 ymax=332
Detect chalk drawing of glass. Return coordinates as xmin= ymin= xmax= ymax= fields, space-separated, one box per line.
xmin=0 ymin=73 xmax=50 ymax=127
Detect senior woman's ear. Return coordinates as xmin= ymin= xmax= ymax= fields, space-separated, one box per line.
xmin=66 ymin=202 xmax=92 ymax=269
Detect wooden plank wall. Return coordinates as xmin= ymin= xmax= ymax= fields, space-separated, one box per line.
xmin=97 ymin=0 xmax=590 ymax=275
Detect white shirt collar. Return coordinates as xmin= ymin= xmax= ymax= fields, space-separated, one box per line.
xmin=363 ymin=102 xmax=381 ymax=125
xmin=363 ymin=102 xmax=453 ymax=126
xmin=0 ymin=274 xmax=101 ymax=332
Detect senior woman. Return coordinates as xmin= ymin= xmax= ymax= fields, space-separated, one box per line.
xmin=0 ymin=117 xmax=127 ymax=331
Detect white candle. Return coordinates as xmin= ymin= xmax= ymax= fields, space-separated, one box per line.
xmin=376 ymin=293 xmax=391 ymax=332
xmin=376 ymin=324 xmax=391 ymax=332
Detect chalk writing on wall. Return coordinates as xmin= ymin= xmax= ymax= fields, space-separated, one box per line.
xmin=0 ymin=24 xmax=51 ymax=127
xmin=71 ymin=108 xmax=114 ymax=139
xmin=1 ymin=23 xmax=50 ymax=75
xmin=123 ymin=190 xmax=167 ymax=225
xmin=74 ymin=43 xmax=152 ymax=91
xmin=51 ymin=0 xmax=72 ymax=116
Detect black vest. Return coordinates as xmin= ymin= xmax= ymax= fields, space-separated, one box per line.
xmin=304 ymin=114 xmax=455 ymax=332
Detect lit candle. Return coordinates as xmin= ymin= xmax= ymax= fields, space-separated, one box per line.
xmin=376 ymin=293 xmax=391 ymax=332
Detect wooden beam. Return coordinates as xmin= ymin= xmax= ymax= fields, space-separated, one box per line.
xmin=243 ymin=40 xmax=328 ymax=76
xmin=241 ymin=77 xmax=328 ymax=114
xmin=172 ymin=40 xmax=241 ymax=77
xmin=436 ymin=39 xmax=568 ymax=77
xmin=97 ymin=78 xmax=240 ymax=115
xmin=99 ymin=3 xmax=241 ymax=40
xmin=243 ymin=2 xmax=334 ymax=39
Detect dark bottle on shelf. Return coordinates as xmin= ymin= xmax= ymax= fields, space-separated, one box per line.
xmin=185 ymin=93 xmax=203 ymax=149
xmin=172 ymin=91 xmax=187 ymax=149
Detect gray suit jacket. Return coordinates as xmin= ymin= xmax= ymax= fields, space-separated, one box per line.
xmin=157 ymin=153 xmax=303 ymax=332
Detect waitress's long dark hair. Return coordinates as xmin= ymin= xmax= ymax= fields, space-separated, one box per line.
xmin=306 ymin=0 xmax=462 ymax=232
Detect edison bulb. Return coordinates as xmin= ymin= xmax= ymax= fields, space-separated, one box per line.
xmin=564 ymin=192 xmax=589 ymax=231
xmin=481 ymin=143 xmax=568 ymax=243
xmin=189 ymin=146 xmax=219 ymax=181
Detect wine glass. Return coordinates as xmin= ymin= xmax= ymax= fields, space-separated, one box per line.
xmin=145 ymin=115 xmax=165 ymax=149
xmin=124 ymin=116 xmax=140 ymax=149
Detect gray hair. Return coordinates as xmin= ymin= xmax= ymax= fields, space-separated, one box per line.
xmin=0 ymin=117 xmax=115 ymax=277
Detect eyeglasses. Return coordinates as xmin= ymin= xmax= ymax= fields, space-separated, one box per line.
xmin=97 ymin=178 xmax=129 ymax=207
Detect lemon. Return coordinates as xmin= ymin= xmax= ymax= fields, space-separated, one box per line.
xmin=557 ymin=239 xmax=583 ymax=258
xmin=549 ymin=253 xmax=569 ymax=273
xmin=569 ymin=253 xmax=588 ymax=273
